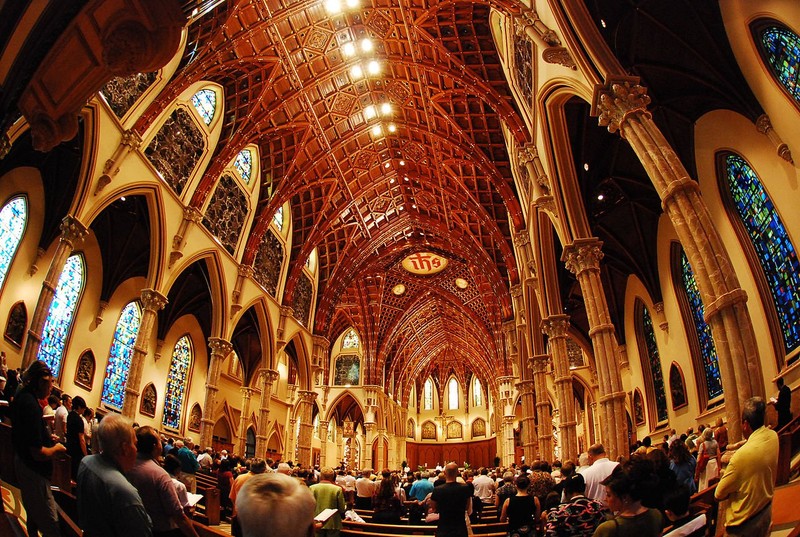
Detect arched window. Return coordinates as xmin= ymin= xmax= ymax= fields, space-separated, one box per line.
xmin=423 ymin=378 xmax=433 ymax=410
xmin=234 ymin=149 xmax=253 ymax=184
xmin=37 ymin=254 xmax=84 ymax=378
xmin=191 ymin=88 xmax=217 ymax=125
xmin=720 ymin=153 xmax=800 ymax=356
xmin=101 ymin=301 xmax=142 ymax=409
xmin=754 ymin=22 xmax=800 ymax=105
xmin=473 ymin=377 xmax=483 ymax=407
xmin=272 ymin=206 xmax=284 ymax=231
xmin=342 ymin=328 xmax=359 ymax=349
xmin=163 ymin=335 xmax=193 ymax=429
xmin=636 ymin=302 xmax=668 ymax=424
xmin=448 ymin=378 xmax=459 ymax=410
xmin=0 ymin=196 xmax=26 ymax=291
xmin=672 ymin=246 xmax=723 ymax=403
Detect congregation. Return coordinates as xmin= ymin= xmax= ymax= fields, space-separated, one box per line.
xmin=5 ymin=358 xmax=781 ymax=537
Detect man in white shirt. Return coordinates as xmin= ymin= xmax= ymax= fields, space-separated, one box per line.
xmin=472 ymin=467 xmax=496 ymax=503
xmin=581 ymin=443 xmax=619 ymax=507
xmin=355 ymin=469 xmax=375 ymax=509
xmin=54 ymin=393 xmax=71 ymax=443
xmin=197 ymin=447 xmax=213 ymax=469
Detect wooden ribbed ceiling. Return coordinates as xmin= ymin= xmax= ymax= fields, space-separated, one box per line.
xmin=135 ymin=0 xmax=529 ymax=393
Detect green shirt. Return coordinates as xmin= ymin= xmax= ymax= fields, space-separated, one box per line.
xmin=310 ymin=481 xmax=346 ymax=530
xmin=592 ymin=508 xmax=662 ymax=537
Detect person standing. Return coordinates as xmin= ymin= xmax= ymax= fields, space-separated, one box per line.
xmin=66 ymin=396 xmax=88 ymax=478
xmin=54 ymin=393 xmax=71 ymax=443
xmin=355 ymin=469 xmax=375 ymax=510
xmin=76 ymin=413 xmax=152 ymax=537
xmin=310 ymin=467 xmax=346 ymax=537
xmin=472 ymin=467 xmax=496 ymax=504
xmin=544 ymin=474 xmax=609 ymax=537
xmin=775 ymin=378 xmax=793 ymax=430
xmin=713 ymin=418 xmax=728 ymax=452
xmin=580 ymin=444 xmax=619 ymax=507
xmin=430 ymin=463 xmax=473 ymax=537
xmin=9 ymin=361 xmax=66 ymax=537
xmin=174 ymin=439 xmax=200 ymax=494
xmin=695 ymin=427 xmax=719 ymax=491
xmin=500 ymin=474 xmax=538 ymax=537
xmin=715 ymin=397 xmax=779 ymax=537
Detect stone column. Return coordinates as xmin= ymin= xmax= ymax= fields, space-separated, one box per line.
xmin=277 ymin=306 xmax=293 ymax=345
xmin=594 ymin=80 xmax=764 ymax=440
xmin=287 ymin=418 xmax=297 ymax=462
xmin=200 ymin=338 xmax=232 ymax=449
xmin=503 ymin=415 xmax=516 ymax=465
xmin=513 ymin=11 xmax=577 ymax=70
xmin=517 ymin=143 xmax=555 ymax=211
xmin=541 ymin=315 xmax=578 ymax=462
xmin=296 ymin=390 xmax=317 ymax=467
xmin=236 ymin=387 xmax=255 ymax=456
xmin=311 ymin=335 xmax=330 ymax=387
xmin=364 ymin=422 xmax=377 ymax=470
xmin=318 ymin=419 xmax=329 ymax=468
xmin=530 ymin=354 xmax=554 ymax=461
xmin=23 ymin=215 xmax=87 ymax=369
xmin=562 ymin=241 xmax=627 ymax=458
xmin=122 ymin=288 xmax=167 ymax=417
xmin=336 ymin=425 xmax=344 ymax=465
xmin=516 ymin=379 xmax=538 ymax=461
xmin=255 ymin=369 xmax=279 ymax=457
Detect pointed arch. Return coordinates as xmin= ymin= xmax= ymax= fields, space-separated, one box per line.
xmin=101 ymin=301 xmax=143 ymax=409
xmin=163 ymin=334 xmax=193 ymax=429
xmin=635 ymin=300 xmax=668 ymax=426
xmin=448 ymin=376 xmax=460 ymax=410
xmin=0 ymin=195 xmax=27 ymax=292
xmin=423 ymin=377 xmax=434 ymax=410
xmin=752 ymin=20 xmax=800 ymax=108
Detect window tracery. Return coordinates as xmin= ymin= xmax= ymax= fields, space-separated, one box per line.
xmin=100 ymin=72 xmax=158 ymax=118
xmin=756 ymin=23 xmax=800 ymax=104
xmin=0 ymin=196 xmax=26 ymax=291
xmin=202 ymin=173 xmax=248 ymax=256
xmin=145 ymin=108 xmax=204 ymax=195
xmin=333 ymin=354 xmax=360 ymax=385
xmin=253 ymin=230 xmax=283 ymax=297
xmin=342 ymin=328 xmax=359 ymax=349
xmin=234 ymin=149 xmax=253 ymax=184
xmin=163 ymin=335 xmax=192 ymax=429
xmin=37 ymin=254 xmax=84 ymax=378
xmin=448 ymin=377 xmax=459 ymax=410
xmin=101 ymin=301 xmax=142 ymax=409
xmin=423 ymin=378 xmax=433 ymax=410
xmin=473 ymin=377 xmax=483 ymax=407
xmin=191 ymin=88 xmax=217 ymax=125
xmin=294 ymin=273 xmax=313 ymax=327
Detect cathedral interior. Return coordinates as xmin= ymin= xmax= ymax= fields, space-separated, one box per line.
xmin=0 ymin=0 xmax=798 ymax=470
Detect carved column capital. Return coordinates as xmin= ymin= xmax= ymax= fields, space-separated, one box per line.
xmin=562 ymin=238 xmax=604 ymax=276
xmin=541 ymin=314 xmax=570 ymax=339
xmin=280 ymin=306 xmax=294 ymax=319
xmin=517 ymin=143 xmax=538 ymax=165
xmin=756 ymin=113 xmax=794 ymax=163
xmin=259 ymin=368 xmax=280 ymax=385
xmin=510 ymin=284 xmax=523 ymax=299
xmin=312 ymin=334 xmax=330 ymax=350
xmin=121 ymin=129 xmax=142 ymax=150
xmin=60 ymin=215 xmax=88 ymax=246
xmin=184 ymin=206 xmax=203 ymax=223
xmin=240 ymin=386 xmax=254 ymax=398
xmin=208 ymin=337 xmax=233 ymax=358
xmin=593 ymin=79 xmax=651 ymax=135
xmin=298 ymin=390 xmax=318 ymax=404
xmin=140 ymin=288 xmax=168 ymax=312
xmin=529 ymin=354 xmax=551 ymax=374
xmin=238 ymin=264 xmax=255 ymax=279
xmin=513 ymin=230 xmax=530 ymax=248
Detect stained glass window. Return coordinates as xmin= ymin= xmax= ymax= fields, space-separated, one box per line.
xmin=473 ymin=377 xmax=483 ymax=407
xmin=342 ymin=328 xmax=359 ymax=349
xmin=272 ymin=206 xmax=284 ymax=231
xmin=234 ymin=149 xmax=253 ymax=184
xmin=101 ymin=301 xmax=142 ymax=409
xmin=723 ymin=153 xmax=800 ymax=352
xmin=448 ymin=378 xmax=459 ymax=409
xmin=191 ymin=89 xmax=216 ymax=125
xmin=36 ymin=254 xmax=84 ymax=377
xmin=0 ymin=196 xmax=26 ymax=291
xmin=163 ymin=335 xmax=192 ymax=429
xmin=423 ymin=378 xmax=433 ymax=410
xmin=640 ymin=305 xmax=668 ymax=423
xmin=680 ymin=251 xmax=723 ymax=399
xmin=759 ymin=25 xmax=800 ymax=103
xmin=333 ymin=354 xmax=360 ymax=385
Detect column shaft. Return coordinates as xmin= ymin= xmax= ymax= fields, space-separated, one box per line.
xmin=122 ymin=288 xmax=167 ymax=417
xmin=200 ymin=338 xmax=232 ymax=448
xmin=255 ymin=369 xmax=278 ymax=457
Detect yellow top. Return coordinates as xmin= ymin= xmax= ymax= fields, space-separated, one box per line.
xmin=714 ymin=426 xmax=778 ymax=527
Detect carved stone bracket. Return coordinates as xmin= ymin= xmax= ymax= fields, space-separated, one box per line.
xmin=756 ymin=114 xmax=793 ymax=164
xmin=95 ymin=129 xmax=143 ymax=194
xmin=170 ymin=206 xmax=202 ymax=268
xmin=542 ymin=47 xmax=577 ymax=70
xmin=592 ymin=79 xmax=651 ymax=135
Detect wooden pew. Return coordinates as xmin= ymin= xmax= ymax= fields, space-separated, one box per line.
xmin=194 ymin=471 xmax=221 ymax=526
xmin=193 ymin=520 xmax=231 ymax=537
xmin=343 ymin=520 xmax=506 ymax=535
xmin=777 ymin=414 xmax=800 ymax=485
xmin=689 ymin=482 xmax=719 ymax=537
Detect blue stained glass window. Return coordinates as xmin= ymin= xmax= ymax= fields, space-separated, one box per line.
xmin=101 ymin=302 xmax=142 ymax=409
xmin=641 ymin=305 xmax=668 ymax=423
xmin=191 ymin=89 xmax=217 ymax=125
xmin=342 ymin=328 xmax=359 ymax=349
xmin=423 ymin=378 xmax=433 ymax=410
xmin=680 ymin=251 xmax=723 ymax=399
xmin=234 ymin=149 xmax=253 ymax=184
xmin=760 ymin=26 xmax=800 ymax=103
xmin=37 ymin=254 xmax=84 ymax=378
xmin=273 ymin=206 xmax=284 ymax=231
xmin=724 ymin=154 xmax=800 ymax=352
xmin=0 ymin=196 xmax=27 ymax=291
xmin=163 ymin=335 xmax=192 ymax=429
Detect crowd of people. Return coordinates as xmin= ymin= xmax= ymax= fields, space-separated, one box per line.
xmin=3 ymin=358 xmax=783 ymax=537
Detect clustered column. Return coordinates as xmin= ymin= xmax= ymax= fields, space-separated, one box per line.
xmin=255 ymin=368 xmax=278 ymax=458
xmin=122 ymin=288 xmax=168 ymax=418
xmin=529 ymin=354 xmax=553 ymax=460
xmin=594 ymin=80 xmax=764 ymax=440
xmin=296 ymin=390 xmax=317 ymax=467
xmin=236 ymin=387 xmax=255 ymax=455
xmin=541 ymin=315 xmax=578 ymax=462
xmin=23 ymin=215 xmax=88 ymax=369
xmin=516 ymin=379 xmax=538 ymax=461
xmin=318 ymin=419 xmax=329 ymax=468
xmin=562 ymin=240 xmax=626 ymax=458
xmin=200 ymin=337 xmax=233 ymax=449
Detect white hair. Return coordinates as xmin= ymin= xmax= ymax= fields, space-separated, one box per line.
xmin=237 ymin=473 xmax=315 ymax=537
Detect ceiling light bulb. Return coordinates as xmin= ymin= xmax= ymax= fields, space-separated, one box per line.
xmin=361 ymin=38 xmax=373 ymax=52
xmin=342 ymin=42 xmax=356 ymax=56
xmin=412 ymin=204 xmax=417 ymax=209
xmin=345 ymin=0 xmax=359 ymax=7
xmin=350 ymin=65 xmax=363 ymax=78
xmin=364 ymin=105 xmax=377 ymax=119
xmin=404 ymin=176 xmax=409 ymax=181
xmin=325 ymin=0 xmax=341 ymax=13
xmin=371 ymin=125 xmax=382 ymax=135
xmin=583 ymin=162 xmax=589 ymax=171
xmin=597 ymin=194 xmax=604 ymax=201
xmin=399 ymin=160 xmax=405 ymax=166
xmin=388 ymin=124 xmax=397 ymax=133
xmin=381 ymin=103 xmax=392 ymax=115
xmin=384 ymin=162 xmax=391 ymax=168
xmin=390 ymin=178 xmax=395 ymax=183
xmin=367 ymin=60 xmax=380 ymax=75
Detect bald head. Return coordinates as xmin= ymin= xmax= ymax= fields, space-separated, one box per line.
xmin=444 ymin=462 xmax=459 ymax=481
xmin=237 ymin=473 xmax=315 ymax=537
